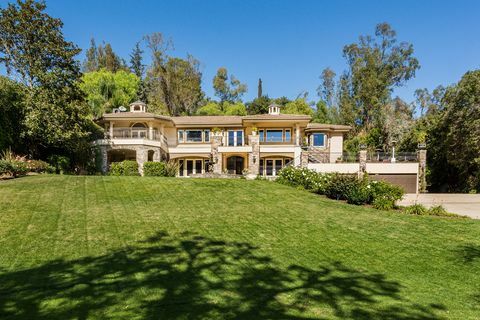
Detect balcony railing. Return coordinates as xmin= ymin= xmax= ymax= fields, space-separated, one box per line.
xmin=106 ymin=127 xmax=168 ymax=146
xmin=309 ymin=151 xmax=359 ymax=163
xmin=366 ymin=152 xmax=418 ymax=163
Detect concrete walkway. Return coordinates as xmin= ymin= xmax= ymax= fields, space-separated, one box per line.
xmin=397 ymin=194 xmax=480 ymax=219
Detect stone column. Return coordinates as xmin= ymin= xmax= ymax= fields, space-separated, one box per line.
xmin=153 ymin=148 xmax=161 ymax=162
xmin=300 ymin=150 xmax=309 ymax=168
xmin=295 ymin=124 xmax=300 ymax=146
xmin=211 ymin=133 xmax=223 ymax=174
xmin=418 ymin=148 xmax=427 ymax=193
xmin=148 ymin=122 xmax=153 ymax=140
xmin=359 ymin=150 xmax=367 ymax=176
xmin=136 ymin=147 xmax=148 ymax=176
xmin=248 ymin=133 xmax=260 ymax=176
xmin=99 ymin=145 xmax=109 ymax=174
xmin=109 ymin=122 xmax=114 ymax=139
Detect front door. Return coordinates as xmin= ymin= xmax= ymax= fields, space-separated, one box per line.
xmin=227 ymin=156 xmax=244 ymax=175
xmin=185 ymin=159 xmax=204 ymax=176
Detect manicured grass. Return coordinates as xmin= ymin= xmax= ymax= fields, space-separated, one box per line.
xmin=0 ymin=175 xmax=479 ymax=319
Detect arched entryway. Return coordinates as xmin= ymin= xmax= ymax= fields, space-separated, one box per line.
xmin=226 ymin=156 xmax=245 ymax=175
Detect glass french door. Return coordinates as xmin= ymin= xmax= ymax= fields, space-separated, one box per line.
xmin=263 ymin=158 xmax=284 ymax=176
xmin=184 ymin=159 xmax=204 ymax=176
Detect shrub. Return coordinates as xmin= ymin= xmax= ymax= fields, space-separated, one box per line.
xmin=0 ymin=160 xmax=12 ymax=176
xmin=427 ymin=205 xmax=461 ymax=217
xmin=109 ymin=160 xmax=139 ymax=176
xmin=372 ymin=197 xmax=395 ymax=210
xmin=404 ymin=204 xmax=428 ymax=215
xmin=48 ymin=155 xmax=70 ymax=174
xmin=27 ymin=160 xmax=51 ymax=173
xmin=143 ymin=162 xmax=167 ymax=176
xmin=369 ymin=181 xmax=405 ymax=208
xmin=345 ymin=180 xmax=371 ymax=205
xmin=324 ymin=174 xmax=358 ymax=200
xmin=164 ymin=161 xmax=178 ymax=177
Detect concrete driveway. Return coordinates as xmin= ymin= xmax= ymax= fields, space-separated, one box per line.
xmin=397 ymin=194 xmax=480 ymax=219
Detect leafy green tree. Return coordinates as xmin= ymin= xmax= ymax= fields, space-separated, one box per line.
xmin=341 ymin=23 xmax=419 ymax=130
xmin=224 ymin=102 xmax=247 ymax=116
xmin=196 ymin=101 xmax=222 ymax=115
xmin=0 ymin=0 xmax=97 ymax=159
xmin=283 ymin=99 xmax=314 ymax=116
xmin=145 ymin=33 xmax=203 ymax=116
xmin=80 ymin=69 xmax=140 ymax=117
xmin=273 ymin=96 xmax=291 ymax=106
xmin=0 ymin=76 xmax=25 ymax=153
xmin=213 ymin=67 xmax=247 ymax=103
xmin=83 ymin=39 xmax=127 ymax=73
xmin=246 ymin=95 xmax=271 ymax=114
xmin=440 ymin=70 xmax=480 ymax=191
xmin=317 ymin=67 xmax=336 ymax=108
xmin=312 ymin=100 xmax=330 ymax=123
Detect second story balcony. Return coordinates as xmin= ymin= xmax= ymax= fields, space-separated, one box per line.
xmin=103 ymin=127 xmax=168 ymax=150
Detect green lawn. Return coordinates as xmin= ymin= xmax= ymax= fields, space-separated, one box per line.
xmin=0 ymin=175 xmax=479 ymax=319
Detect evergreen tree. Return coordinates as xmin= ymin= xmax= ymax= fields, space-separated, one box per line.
xmin=83 ymin=38 xmax=98 ymax=72
xmin=257 ymin=78 xmax=262 ymax=98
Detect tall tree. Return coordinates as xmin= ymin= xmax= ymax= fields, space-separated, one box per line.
xmin=129 ymin=41 xmax=146 ymax=101
xmin=145 ymin=33 xmax=203 ymax=116
xmin=317 ymin=67 xmax=336 ymax=108
xmin=83 ymin=38 xmax=98 ymax=73
xmin=0 ymin=0 xmax=96 ymax=158
xmin=341 ymin=23 xmax=420 ymax=130
xmin=440 ymin=70 xmax=480 ymax=192
xmin=129 ymin=42 xmax=144 ymax=78
xmin=213 ymin=67 xmax=247 ymax=104
xmin=257 ymin=78 xmax=262 ymax=98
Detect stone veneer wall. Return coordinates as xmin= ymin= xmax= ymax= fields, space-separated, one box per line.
xmin=98 ymin=144 xmax=162 ymax=176
xmin=248 ymin=134 xmax=260 ymax=175
xmin=211 ymin=133 xmax=223 ymax=174
xmin=418 ymin=149 xmax=427 ymax=192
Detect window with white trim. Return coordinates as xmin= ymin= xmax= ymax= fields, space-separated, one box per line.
xmin=227 ymin=130 xmax=244 ymax=146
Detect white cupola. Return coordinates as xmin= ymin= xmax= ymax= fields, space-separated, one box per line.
xmin=130 ymin=101 xmax=147 ymax=112
xmin=268 ymin=103 xmax=281 ymax=115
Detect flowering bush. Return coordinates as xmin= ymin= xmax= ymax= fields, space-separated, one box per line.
xmin=276 ymin=166 xmax=405 ymax=210
xmin=276 ymin=166 xmax=331 ymax=194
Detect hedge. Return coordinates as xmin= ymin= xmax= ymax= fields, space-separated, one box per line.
xmin=109 ymin=160 xmax=139 ymax=176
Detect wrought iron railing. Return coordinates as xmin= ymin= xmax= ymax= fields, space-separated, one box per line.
xmin=366 ymin=152 xmax=417 ymax=163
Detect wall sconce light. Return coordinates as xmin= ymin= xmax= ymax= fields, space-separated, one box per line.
xmin=253 ymin=155 xmax=257 ymax=164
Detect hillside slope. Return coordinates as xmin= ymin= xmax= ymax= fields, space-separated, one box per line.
xmin=0 ymin=175 xmax=479 ymax=319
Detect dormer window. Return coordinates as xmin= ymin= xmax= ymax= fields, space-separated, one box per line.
xmin=268 ymin=103 xmax=281 ymax=115
xmin=129 ymin=101 xmax=147 ymax=112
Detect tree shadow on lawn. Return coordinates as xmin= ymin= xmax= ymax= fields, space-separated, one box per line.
xmin=455 ymin=244 xmax=480 ymax=263
xmin=0 ymin=231 xmax=444 ymax=319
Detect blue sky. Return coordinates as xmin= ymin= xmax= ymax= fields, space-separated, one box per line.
xmin=4 ymin=0 xmax=480 ymax=103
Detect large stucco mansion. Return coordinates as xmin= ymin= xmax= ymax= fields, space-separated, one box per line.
xmin=95 ymin=101 xmax=426 ymax=193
